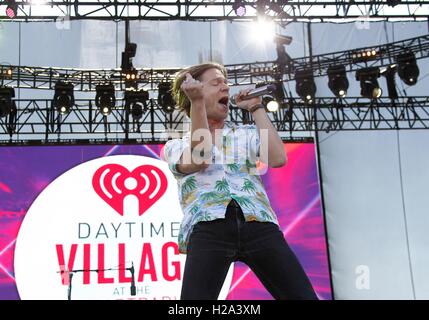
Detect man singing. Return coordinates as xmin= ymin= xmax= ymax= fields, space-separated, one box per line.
xmin=162 ymin=62 xmax=317 ymax=300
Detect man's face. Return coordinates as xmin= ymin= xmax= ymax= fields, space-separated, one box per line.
xmin=199 ymin=68 xmax=230 ymax=121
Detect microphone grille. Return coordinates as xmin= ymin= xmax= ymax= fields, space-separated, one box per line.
xmin=230 ymin=96 xmax=236 ymax=105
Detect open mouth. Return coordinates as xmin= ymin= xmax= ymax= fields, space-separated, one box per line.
xmin=218 ymin=97 xmax=229 ymax=110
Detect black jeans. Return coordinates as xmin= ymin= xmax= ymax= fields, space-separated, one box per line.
xmin=181 ymin=200 xmax=318 ymax=300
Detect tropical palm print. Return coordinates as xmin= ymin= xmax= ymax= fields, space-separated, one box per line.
xmin=226 ymin=163 xmax=240 ymax=173
xmin=241 ymin=178 xmax=257 ymax=193
xmin=215 ymin=178 xmax=229 ymax=193
xmin=182 ymin=176 xmax=197 ymax=194
xmin=163 ymin=121 xmax=279 ymax=254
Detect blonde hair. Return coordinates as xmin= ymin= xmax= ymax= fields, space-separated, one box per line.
xmin=172 ymin=62 xmax=227 ymax=117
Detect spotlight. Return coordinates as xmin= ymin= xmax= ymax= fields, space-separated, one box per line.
xmin=123 ymin=69 xmax=138 ymax=89
xmin=396 ymin=51 xmax=419 ymax=86
xmin=351 ymin=48 xmax=383 ymax=63
xmin=381 ymin=65 xmax=398 ymax=100
xmin=250 ymin=15 xmax=275 ymax=44
xmin=121 ymin=42 xmax=138 ymax=89
xmin=356 ymin=67 xmax=382 ymax=99
xmin=158 ymin=82 xmax=175 ymax=113
xmin=267 ymin=100 xmax=279 ymax=112
xmin=0 ymin=87 xmax=15 ymax=118
xmin=250 ymin=66 xmax=272 ymax=76
xmin=125 ymin=89 xmax=149 ymax=121
xmin=274 ymin=34 xmax=293 ymax=46
xmin=259 ymin=84 xmax=280 ymax=112
xmin=121 ymin=42 xmax=137 ymax=71
xmin=327 ymin=65 xmax=349 ymax=98
xmin=124 ymin=69 xmax=137 ymax=81
xmin=295 ymin=69 xmax=316 ymax=103
xmin=232 ymin=0 xmax=246 ymax=16
xmin=53 ymin=82 xmax=74 ymax=115
xmin=131 ymin=103 xmax=144 ymax=120
xmin=95 ymin=84 xmax=116 ymax=116
xmin=1 ymin=68 xmax=13 ymax=79
xmin=5 ymin=0 xmax=17 ymax=19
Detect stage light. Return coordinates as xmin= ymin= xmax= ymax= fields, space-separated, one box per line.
xmin=396 ymin=51 xmax=419 ymax=86
xmin=267 ymin=100 xmax=279 ymax=112
xmin=5 ymin=0 xmax=17 ymax=19
xmin=232 ymin=0 xmax=246 ymax=16
xmin=158 ymin=82 xmax=175 ymax=113
xmin=95 ymin=84 xmax=116 ymax=116
xmin=131 ymin=103 xmax=144 ymax=120
xmin=250 ymin=66 xmax=272 ymax=76
xmin=0 ymin=86 xmax=15 ymax=118
xmin=356 ymin=67 xmax=382 ymax=99
xmin=295 ymin=69 xmax=316 ymax=103
xmin=121 ymin=42 xmax=138 ymax=88
xmin=124 ymin=69 xmax=137 ymax=81
xmin=257 ymin=82 xmax=280 ymax=113
xmin=327 ymin=65 xmax=349 ymax=98
xmin=351 ymin=48 xmax=383 ymax=63
xmin=381 ymin=65 xmax=398 ymax=100
xmin=123 ymin=68 xmax=138 ymax=89
xmin=125 ymin=70 xmax=136 ymax=81
xmin=250 ymin=16 xmax=275 ymax=44
xmin=125 ymin=89 xmax=149 ymax=121
xmin=53 ymin=82 xmax=74 ymax=115
xmin=1 ymin=68 xmax=13 ymax=79
xmin=274 ymin=34 xmax=293 ymax=46
xmin=121 ymin=42 xmax=137 ymax=71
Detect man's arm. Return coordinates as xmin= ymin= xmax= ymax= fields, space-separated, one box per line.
xmin=234 ymin=89 xmax=286 ymax=168
xmin=176 ymin=146 xmax=209 ymax=175
xmin=251 ymin=107 xmax=286 ymax=168
xmin=176 ymin=73 xmax=212 ymax=174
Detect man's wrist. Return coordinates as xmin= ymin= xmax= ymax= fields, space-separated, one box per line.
xmin=190 ymin=98 xmax=205 ymax=109
xmin=249 ymin=104 xmax=265 ymax=113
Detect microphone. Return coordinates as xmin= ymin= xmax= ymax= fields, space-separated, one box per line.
xmin=130 ymin=262 xmax=136 ymax=296
xmin=230 ymin=84 xmax=276 ymax=105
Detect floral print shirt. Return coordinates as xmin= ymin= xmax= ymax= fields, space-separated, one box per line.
xmin=162 ymin=121 xmax=279 ymax=254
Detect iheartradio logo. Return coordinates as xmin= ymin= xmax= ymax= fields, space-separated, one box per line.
xmin=14 ymin=154 xmax=234 ymax=300
xmin=92 ymin=164 xmax=168 ymax=216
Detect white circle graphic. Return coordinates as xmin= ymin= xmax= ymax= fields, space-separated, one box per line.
xmin=124 ymin=177 xmax=138 ymax=190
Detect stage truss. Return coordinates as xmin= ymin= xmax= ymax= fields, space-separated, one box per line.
xmin=0 ymin=0 xmax=428 ymax=22
xmin=0 ymin=32 xmax=428 ymax=144
xmin=1 ymin=96 xmax=428 ymax=145
xmin=1 ymin=35 xmax=428 ymax=90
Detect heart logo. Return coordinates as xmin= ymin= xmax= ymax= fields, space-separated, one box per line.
xmin=92 ymin=164 xmax=168 ymax=216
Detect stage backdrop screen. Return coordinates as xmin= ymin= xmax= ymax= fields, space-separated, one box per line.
xmin=0 ymin=142 xmax=332 ymax=300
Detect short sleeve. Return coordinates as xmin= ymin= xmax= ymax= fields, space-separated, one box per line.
xmin=162 ymin=138 xmax=188 ymax=177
